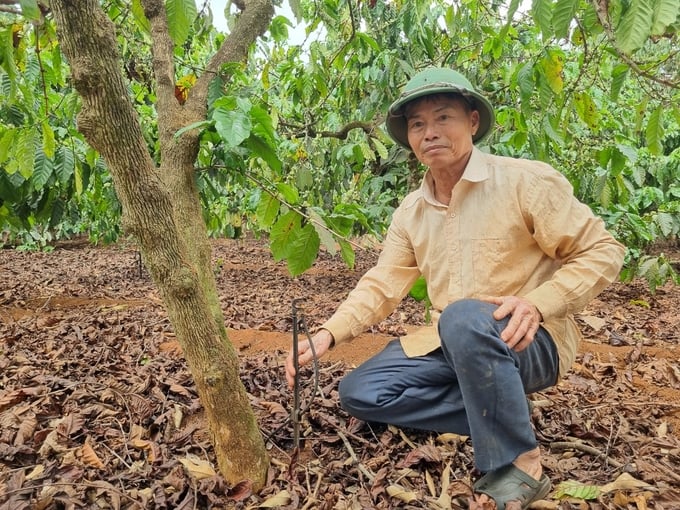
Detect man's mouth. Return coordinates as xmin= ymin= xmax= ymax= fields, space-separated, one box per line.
xmin=422 ymin=145 xmax=448 ymax=154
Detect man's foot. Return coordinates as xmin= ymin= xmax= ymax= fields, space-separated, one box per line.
xmin=469 ymin=448 xmax=550 ymax=510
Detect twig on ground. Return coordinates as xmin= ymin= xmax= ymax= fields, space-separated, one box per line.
xmin=337 ymin=430 xmax=376 ymax=482
xmin=300 ymin=467 xmax=324 ymax=510
xmin=654 ymin=460 xmax=680 ymax=485
xmin=549 ymin=441 xmax=624 ymax=468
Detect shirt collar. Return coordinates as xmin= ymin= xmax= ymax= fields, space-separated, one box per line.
xmin=420 ymin=147 xmax=489 ymax=205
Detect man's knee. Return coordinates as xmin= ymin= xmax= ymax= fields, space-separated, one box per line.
xmin=440 ymin=299 xmax=499 ymax=331
xmin=338 ymin=369 xmax=365 ymax=414
xmin=438 ymin=299 xmax=506 ymax=354
xmin=441 ymin=298 xmax=497 ymax=322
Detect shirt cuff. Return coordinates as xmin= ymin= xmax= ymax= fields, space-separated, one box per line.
xmin=524 ymin=282 xmax=567 ymax=321
xmin=320 ymin=315 xmax=354 ymax=346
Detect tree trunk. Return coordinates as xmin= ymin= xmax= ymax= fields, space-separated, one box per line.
xmin=51 ymin=0 xmax=274 ymax=490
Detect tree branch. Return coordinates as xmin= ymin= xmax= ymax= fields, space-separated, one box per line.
xmin=590 ymin=0 xmax=680 ymax=89
xmin=140 ymin=0 xmax=181 ymax=146
xmin=287 ymin=120 xmax=380 ymax=140
xmin=189 ymin=0 xmax=274 ymax=114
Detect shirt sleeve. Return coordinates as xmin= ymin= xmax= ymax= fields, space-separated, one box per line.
xmin=522 ymin=169 xmax=626 ymax=320
xmin=321 ymin=206 xmax=422 ymax=345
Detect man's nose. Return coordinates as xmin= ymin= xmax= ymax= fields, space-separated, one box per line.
xmin=424 ymin=123 xmax=440 ymax=140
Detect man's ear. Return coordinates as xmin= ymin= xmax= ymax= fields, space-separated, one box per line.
xmin=470 ymin=110 xmax=480 ymax=135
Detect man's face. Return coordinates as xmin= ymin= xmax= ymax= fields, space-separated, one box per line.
xmin=405 ymin=95 xmax=480 ymax=170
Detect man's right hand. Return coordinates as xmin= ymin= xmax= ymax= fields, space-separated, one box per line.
xmin=285 ymin=329 xmax=334 ymax=388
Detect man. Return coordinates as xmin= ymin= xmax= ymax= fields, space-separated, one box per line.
xmin=285 ymin=67 xmax=625 ymax=509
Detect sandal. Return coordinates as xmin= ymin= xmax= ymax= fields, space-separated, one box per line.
xmin=473 ymin=463 xmax=551 ymax=509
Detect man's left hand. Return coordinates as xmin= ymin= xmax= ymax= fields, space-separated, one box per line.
xmin=482 ymin=296 xmax=542 ymax=351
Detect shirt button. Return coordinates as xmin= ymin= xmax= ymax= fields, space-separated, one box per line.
xmin=450 ymin=212 xmax=456 ymax=218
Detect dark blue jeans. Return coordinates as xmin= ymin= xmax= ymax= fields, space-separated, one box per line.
xmin=338 ymin=299 xmax=559 ymax=472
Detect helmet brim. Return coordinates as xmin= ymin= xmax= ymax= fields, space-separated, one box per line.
xmin=386 ymin=83 xmax=495 ymax=150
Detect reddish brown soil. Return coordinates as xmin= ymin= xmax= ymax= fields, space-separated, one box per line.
xmin=1 ymin=238 xmax=679 ymax=509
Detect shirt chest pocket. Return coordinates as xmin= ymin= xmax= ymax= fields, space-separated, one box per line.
xmin=469 ymin=238 xmax=527 ymax=295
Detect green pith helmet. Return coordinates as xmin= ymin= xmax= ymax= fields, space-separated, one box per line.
xmin=386 ymin=67 xmax=495 ymax=149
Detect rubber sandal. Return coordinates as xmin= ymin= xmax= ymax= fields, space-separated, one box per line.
xmin=473 ymin=463 xmax=551 ymax=509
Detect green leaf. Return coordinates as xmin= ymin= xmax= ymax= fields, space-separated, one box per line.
xmin=256 ymin=193 xmax=280 ymax=227
xmin=358 ymin=141 xmax=375 ymax=162
xmin=540 ymin=49 xmax=564 ymax=94
xmin=166 ymin=0 xmax=197 ymax=47
xmin=213 ymin=101 xmax=252 ymax=150
xmin=270 ymin=210 xmax=301 ymax=261
xmin=615 ymin=0 xmax=654 ymax=54
xmin=8 ymin=128 xmax=36 ymax=179
xmin=0 ymin=26 xmax=18 ymax=92
xmin=249 ymin=103 xmax=278 ymax=142
xmin=269 ymin=15 xmax=291 ymax=43
xmin=645 ymin=105 xmax=664 ymax=155
xmin=409 ymin=276 xmax=429 ymax=302
xmin=54 ymin=146 xmax=75 ymax=184
xmin=74 ymin=158 xmax=83 ymax=195
xmin=245 ymin=134 xmax=282 ymax=173
xmin=287 ymin=0 xmax=302 ymax=22
xmin=276 ymin=182 xmax=300 ymax=205
xmin=655 ymin=212 xmax=675 ymax=236
xmin=308 ymin=208 xmax=337 ymax=256
xmin=505 ymin=0 xmax=521 ymax=25
xmin=552 ymin=0 xmax=578 ymax=40
xmin=19 ymin=0 xmax=40 ymax=20
xmin=325 ymin=214 xmax=353 ymax=237
xmin=554 ymin=480 xmax=601 ymax=500
xmin=338 ymin=240 xmax=355 ymax=269
xmin=41 ymin=120 xmax=55 ymax=159
xmin=286 ymin=223 xmax=320 ymax=276
xmin=531 ymin=0 xmax=554 ymax=39
xmin=131 ymin=0 xmax=150 ymax=33
xmin=610 ymin=64 xmax=629 ymax=101
xmin=32 ymin=150 xmax=52 ymax=190
xmin=0 ymin=129 xmax=16 ymax=165
xmin=542 ymin=115 xmax=565 ymax=145
xmin=573 ymin=91 xmax=600 ymax=130
xmin=372 ymin=138 xmax=389 ymax=160
xmin=517 ymin=61 xmax=535 ymax=103
xmin=175 ymin=120 xmax=213 ymax=138
xmin=650 ymin=0 xmax=680 ymax=36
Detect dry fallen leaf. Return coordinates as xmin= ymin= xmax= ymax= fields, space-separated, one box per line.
xmin=436 ymin=462 xmax=453 ymax=509
xmin=80 ymin=442 xmax=106 ymax=469
xmin=386 ymin=484 xmax=419 ymax=503
xmin=26 ymin=464 xmax=45 ymax=480
xmin=178 ymin=454 xmax=216 ymax=480
xmin=600 ymin=472 xmax=653 ymax=493
xmin=259 ymin=489 xmax=292 ymax=507
xmin=397 ymin=444 xmax=443 ymax=468
xmin=436 ymin=432 xmax=469 ymax=444
xmin=578 ymin=314 xmax=607 ymax=331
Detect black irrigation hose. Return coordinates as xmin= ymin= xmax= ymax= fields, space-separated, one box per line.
xmin=261 ymin=299 xmax=320 ymax=449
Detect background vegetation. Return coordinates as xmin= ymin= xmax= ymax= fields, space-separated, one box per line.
xmin=1 ymin=0 xmax=679 ymax=288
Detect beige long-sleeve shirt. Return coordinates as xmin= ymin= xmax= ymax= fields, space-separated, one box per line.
xmin=322 ymin=147 xmax=626 ymax=377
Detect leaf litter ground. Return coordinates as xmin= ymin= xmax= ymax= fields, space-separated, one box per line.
xmin=1 ymin=238 xmax=679 ymax=509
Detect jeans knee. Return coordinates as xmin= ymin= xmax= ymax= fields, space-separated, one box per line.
xmin=440 ymin=299 xmax=498 ymax=331
xmin=338 ymin=370 xmax=363 ymax=414
xmin=439 ymin=299 xmax=505 ymax=354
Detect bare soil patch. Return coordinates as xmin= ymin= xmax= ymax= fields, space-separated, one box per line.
xmin=1 ymin=238 xmax=679 ymax=509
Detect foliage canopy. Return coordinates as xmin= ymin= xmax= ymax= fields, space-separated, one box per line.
xmin=0 ymin=0 xmax=679 ymax=288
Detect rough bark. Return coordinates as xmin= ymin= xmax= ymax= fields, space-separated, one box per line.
xmin=51 ymin=0 xmax=274 ymax=490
